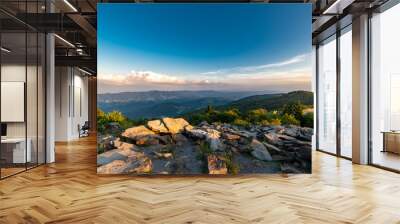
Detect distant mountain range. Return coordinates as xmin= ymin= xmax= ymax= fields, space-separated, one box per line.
xmin=98 ymin=90 xmax=313 ymax=120
xmin=98 ymin=90 xmax=276 ymax=103
xmin=220 ymin=90 xmax=314 ymax=112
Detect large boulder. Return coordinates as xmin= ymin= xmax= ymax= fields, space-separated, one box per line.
xmin=125 ymin=157 xmax=152 ymax=174
xmin=282 ymin=125 xmax=313 ymax=142
xmin=262 ymin=142 xmax=281 ymax=154
xmin=122 ymin=125 xmax=155 ymax=140
xmin=98 ymin=135 xmax=116 ymax=152
xmin=135 ymin=136 xmax=160 ymax=146
xmin=97 ymin=160 xmax=128 ymax=174
xmin=162 ymin=117 xmax=190 ymax=134
xmin=147 ymin=120 xmax=169 ymax=133
xmin=172 ymin=134 xmax=189 ymax=146
xmin=186 ymin=129 xmax=208 ymax=139
xmin=205 ymin=129 xmax=222 ymax=151
xmin=97 ymin=142 xmax=138 ymax=166
xmin=264 ymin=133 xmax=283 ymax=145
xmin=185 ymin=128 xmax=222 ymax=151
xmin=113 ymin=138 xmax=136 ymax=151
xmin=222 ymin=133 xmax=241 ymax=141
xmin=207 ymin=155 xmax=227 ymax=175
xmin=250 ymin=139 xmax=272 ymax=161
xmin=97 ymin=155 xmax=153 ymax=174
xmin=97 ymin=150 xmax=128 ymax=166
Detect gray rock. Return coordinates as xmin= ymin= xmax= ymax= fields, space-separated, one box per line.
xmin=186 ymin=129 xmax=208 ymax=139
xmin=97 ymin=144 xmax=138 ymax=166
xmin=250 ymin=139 xmax=272 ymax=161
xmin=262 ymin=142 xmax=281 ymax=153
xmin=205 ymin=129 xmax=223 ymax=151
xmin=125 ymin=157 xmax=152 ymax=174
xmin=97 ymin=151 xmax=127 ymax=166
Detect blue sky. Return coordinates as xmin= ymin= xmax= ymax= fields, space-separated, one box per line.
xmin=98 ymin=4 xmax=312 ymax=93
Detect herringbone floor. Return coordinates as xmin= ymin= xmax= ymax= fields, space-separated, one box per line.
xmin=1 ymin=136 xmax=400 ymax=224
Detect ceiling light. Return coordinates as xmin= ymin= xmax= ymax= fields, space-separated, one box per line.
xmin=323 ymin=0 xmax=354 ymax=15
xmin=63 ymin=0 xmax=78 ymax=12
xmin=78 ymin=67 xmax=93 ymax=76
xmin=54 ymin=34 xmax=75 ymax=48
xmin=1 ymin=47 xmax=11 ymax=53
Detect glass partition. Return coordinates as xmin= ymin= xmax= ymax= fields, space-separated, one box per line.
xmin=38 ymin=32 xmax=46 ymax=165
xmin=1 ymin=31 xmax=28 ymax=177
xmin=0 ymin=2 xmax=46 ymax=179
xmin=370 ymin=3 xmax=400 ymax=171
xmin=339 ymin=26 xmax=352 ymax=158
xmin=27 ymin=30 xmax=38 ymax=169
xmin=317 ymin=35 xmax=337 ymax=154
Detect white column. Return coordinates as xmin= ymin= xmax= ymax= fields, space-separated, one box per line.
xmin=352 ymin=14 xmax=369 ymax=164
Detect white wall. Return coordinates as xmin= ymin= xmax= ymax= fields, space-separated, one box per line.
xmin=55 ymin=67 xmax=89 ymax=141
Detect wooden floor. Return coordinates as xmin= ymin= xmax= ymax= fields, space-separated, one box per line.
xmin=372 ymin=150 xmax=400 ymax=171
xmin=1 ymin=136 xmax=400 ymax=224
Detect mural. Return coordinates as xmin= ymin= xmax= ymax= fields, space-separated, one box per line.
xmin=97 ymin=4 xmax=313 ymax=175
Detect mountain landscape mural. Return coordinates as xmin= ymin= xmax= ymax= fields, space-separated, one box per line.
xmin=97 ymin=3 xmax=313 ymax=175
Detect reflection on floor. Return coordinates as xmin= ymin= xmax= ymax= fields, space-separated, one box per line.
xmin=0 ymin=163 xmax=41 ymax=178
xmin=0 ymin=167 xmax=25 ymax=178
xmin=373 ymin=151 xmax=400 ymax=171
xmin=0 ymin=136 xmax=400 ymax=223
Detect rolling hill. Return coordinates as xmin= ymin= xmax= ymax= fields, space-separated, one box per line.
xmin=98 ymin=90 xmax=313 ymax=120
xmin=221 ymin=90 xmax=313 ymax=112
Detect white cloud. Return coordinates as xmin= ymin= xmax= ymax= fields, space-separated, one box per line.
xmin=97 ymin=54 xmax=312 ymax=93
xmin=100 ymin=70 xmax=186 ymax=85
xmin=200 ymin=53 xmax=309 ymax=75
xmin=98 ymin=68 xmax=311 ymax=94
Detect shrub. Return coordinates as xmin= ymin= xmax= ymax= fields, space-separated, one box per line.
xmin=257 ymin=120 xmax=270 ymax=126
xmin=218 ymin=109 xmax=240 ymax=123
xmin=269 ymin=118 xmax=281 ymax=126
xmin=106 ymin=111 xmax=126 ymax=123
xmin=282 ymin=102 xmax=304 ymax=120
xmin=233 ymin=118 xmax=250 ymax=127
xmin=301 ymin=112 xmax=314 ymax=128
xmin=247 ymin=108 xmax=268 ymax=123
xmin=281 ymin=113 xmax=300 ymax=126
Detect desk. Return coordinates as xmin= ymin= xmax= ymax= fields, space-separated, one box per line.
xmin=382 ymin=131 xmax=400 ymax=154
xmin=1 ymin=138 xmax=31 ymax=163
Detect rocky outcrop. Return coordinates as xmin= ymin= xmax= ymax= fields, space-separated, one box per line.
xmin=97 ymin=160 xmax=128 ymax=174
xmin=125 ymin=157 xmax=152 ymax=174
xmin=98 ymin=117 xmax=312 ymax=175
xmin=147 ymin=119 xmax=169 ymax=133
xmin=122 ymin=125 xmax=155 ymax=140
xmin=162 ymin=117 xmax=190 ymax=134
xmin=250 ymin=139 xmax=272 ymax=161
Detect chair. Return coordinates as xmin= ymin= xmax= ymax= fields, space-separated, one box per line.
xmin=79 ymin=121 xmax=90 ymax=138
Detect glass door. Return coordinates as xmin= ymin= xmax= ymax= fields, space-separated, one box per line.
xmin=370 ymin=3 xmax=400 ymax=171
xmin=317 ymin=35 xmax=337 ymax=154
xmin=339 ymin=26 xmax=352 ymax=158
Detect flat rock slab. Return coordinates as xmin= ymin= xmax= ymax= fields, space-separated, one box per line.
xmin=122 ymin=125 xmax=155 ymax=140
xmin=162 ymin=117 xmax=189 ymax=134
xmin=147 ymin=120 xmax=169 ymax=133
xmin=250 ymin=139 xmax=272 ymax=161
